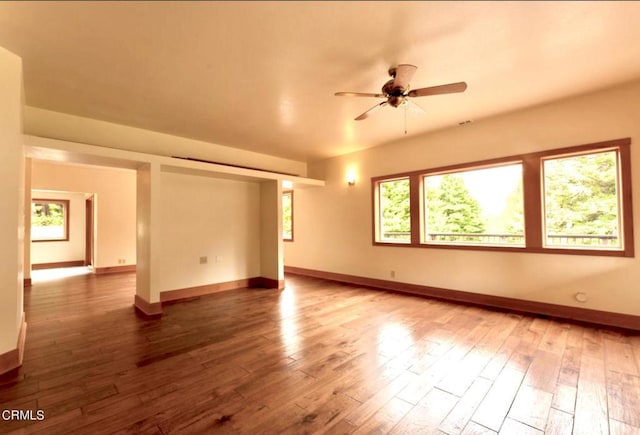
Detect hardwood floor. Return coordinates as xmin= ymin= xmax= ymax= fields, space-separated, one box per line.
xmin=1 ymin=271 xmax=639 ymax=434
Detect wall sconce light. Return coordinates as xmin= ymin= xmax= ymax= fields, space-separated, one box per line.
xmin=346 ymin=169 xmax=357 ymax=186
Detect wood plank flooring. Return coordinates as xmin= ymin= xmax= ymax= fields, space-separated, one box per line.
xmin=1 ymin=271 xmax=639 ymax=434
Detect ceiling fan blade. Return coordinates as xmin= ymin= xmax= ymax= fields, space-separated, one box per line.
xmin=355 ymin=101 xmax=387 ymax=121
xmin=335 ymin=92 xmax=386 ymax=98
xmin=408 ymin=81 xmax=468 ymax=97
xmin=406 ymin=99 xmax=426 ymax=115
xmin=392 ymin=64 xmax=417 ymax=90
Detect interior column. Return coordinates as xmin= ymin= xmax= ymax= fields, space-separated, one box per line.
xmin=23 ymin=158 xmax=32 ymax=287
xmin=260 ymin=180 xmax=284 ymax=289
xmin=135 ymin=162 xmax=163 ymax=315
xmin=0 ymin=46 xmax=26 ymax=375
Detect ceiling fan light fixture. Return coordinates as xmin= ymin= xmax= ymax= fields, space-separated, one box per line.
xmin=388 ymin=95 xmax=405 ymax=108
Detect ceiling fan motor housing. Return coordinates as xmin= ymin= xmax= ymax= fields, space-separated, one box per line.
xmin=382 ymin=79 xmax=407 ymax=107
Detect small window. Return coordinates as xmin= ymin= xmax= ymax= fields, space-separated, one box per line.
xmin=543 ymin=150 xmax=621 ymax=250
xmin=423 ymin=163 xmax=524 ymax=246
xmin=32 ymin=199 xmax=69 ymax=242
xmin=376 ymin=178 xmax=411 ymax=243
xmin=283 ymin=190 xmax=293 ymax=241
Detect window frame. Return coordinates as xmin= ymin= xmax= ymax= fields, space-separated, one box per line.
xmin=374 ymin=176 xmax=413 ymax=244
xmin=283 ymin=190 xmax=294 ymax=242
xmin=541 ymin=148 xmax=623 ymax=251
xmin=371 ymin=138 xmax=634 ymax=257
xmin=31 ymin=198 xmax=70 ymax=243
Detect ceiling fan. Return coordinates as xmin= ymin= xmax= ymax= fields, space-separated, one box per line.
xmin=335 ymin=64 xmax=467 ymax=121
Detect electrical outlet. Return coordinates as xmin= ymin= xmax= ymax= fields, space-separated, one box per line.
xmin=215 ymin=255 xmax=223 ymax=263
xmin=390 ymin=270 xmax=396 ymax=278
xmin=575 ymin=292 xmax=588 ymax=303
xmin=199 ymin=256 xmax=208 ymax=264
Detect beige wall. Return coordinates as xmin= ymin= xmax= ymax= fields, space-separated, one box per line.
xmin=0 ymin=47 xmax=24 ymax=354
xmin=31 ymin=161 xmax=136 ymax=268
xmin=158 ymin=171 xmax=261 ymax=292
xmin=31 ymin=190 xmax=86 ymax=265
xmin=285 ymin=79 xmax=640 ymax=316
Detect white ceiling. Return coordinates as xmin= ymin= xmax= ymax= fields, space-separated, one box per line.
xmin=2 ymin=1 xmax=640 ymax=162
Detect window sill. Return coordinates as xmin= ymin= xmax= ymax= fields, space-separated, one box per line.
xmin=373 ymin=241 xmax=633 ymax=257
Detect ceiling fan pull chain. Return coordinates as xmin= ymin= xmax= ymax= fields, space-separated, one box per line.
xmin=404 ymin=104 xmax=408 ymax=135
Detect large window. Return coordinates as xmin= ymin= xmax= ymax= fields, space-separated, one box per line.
xmin=424 ymin=163 xmax=524 ymax=246
xmin=372 ymin=138 xmax=633 ymax=257
xmin=32 ymin=199 xmax=69 ymax=242
xmin=283 ymin=190 xmax=293 ymax=241
xmin=543 ymin=150 xmax=621 ymax=249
